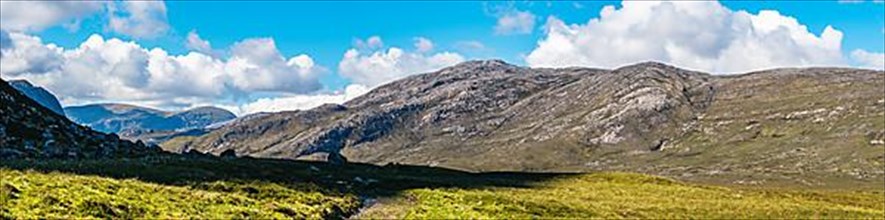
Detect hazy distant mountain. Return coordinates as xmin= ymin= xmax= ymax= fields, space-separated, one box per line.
xmin=8 ymin=80 xmax=65 ymax=116
xmin=64 ymin=103 xmax=236 ymax=144
xmin=165 ymin=60 xmax=885 ymax=187
xmin=0 ymin=79 xmax=154 ymax=159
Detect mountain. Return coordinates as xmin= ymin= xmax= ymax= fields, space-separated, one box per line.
xmin=0 ymin=79 xmax=154 ymax=159
xmin=64 ymin=104 xmax=236 ymax=143
xmin=8 ymin=80 xmax=65 ymax=116
xmin=164 ymin=60 xmax=885 ymax=187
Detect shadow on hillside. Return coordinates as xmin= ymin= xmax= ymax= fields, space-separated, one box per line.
xmin=0 ymin=152 xmax=579 ymax=197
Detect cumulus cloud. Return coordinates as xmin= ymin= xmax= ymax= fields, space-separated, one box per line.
xmin=226 ymin=38 xmax=323 ymax=93
xmin=0 ymin=32 xmax=64 ymax=76
xmin=851 ymin=49 xmax=885 ymax=69
xmin=339 ymin=36 xmax=465 ymax=87
xmin=494 ymin=10 xmax=537 ymax=35
xmin=107 ymin=1 xmax=170 ymax=39
xmin=0 ymin=1 xmax=104 ymax=32
xmin=414 ymin=37 xmax=434 ymax=53
xmin=526 ymin=1 xmax=847 ymax=73
xmin=0 ymin=1 xmax=170 ymax=39
xmin=185 ymin=30 xmax=222 ymax=57
xmin=0 ymin=33 xmax=324 ymax=110
xmin=234 ymin=84 xmax=370 ymax=115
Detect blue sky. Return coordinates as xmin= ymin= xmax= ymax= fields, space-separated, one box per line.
xmin=1 ymin=1 xmax=883 ymax=115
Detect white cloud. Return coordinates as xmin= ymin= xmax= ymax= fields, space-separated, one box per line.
xmin=0 ymin=32 xmax=65 ymax=77
xmin=107 ymin=1 xmax=169 ymax=39
xmin=526 ymin=1 xmax=847 ymax=73
xmin=339 ymin=36 xmax=465 ymax=87
xmin=0 ymin=33 xmax=324 ymax=111
xmin=494 ymin=10 xmax=537 ymax=35
xmin=851 ymin=49 xmax=885 ymax=69
xmin=235 ymin=84 xmax=370 ymax=115
xmin=0 ymin=1 xmax=105 ymax=32
xmin=226 ymin=38 xmax=323 ymax=93
xmin=185 ymin=30 xmax=222 ymax=57
xmin=414 ymin=37 xmax=434 ymax=53
xmin=0 ymin=1 xmax=171 ymax=39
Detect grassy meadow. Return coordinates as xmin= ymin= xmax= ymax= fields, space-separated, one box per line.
xmin=2 ymin=155 xmax=883 ymax=219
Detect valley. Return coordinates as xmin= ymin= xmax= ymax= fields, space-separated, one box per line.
xmin=1 ymin=61 xmax=883 ymax=219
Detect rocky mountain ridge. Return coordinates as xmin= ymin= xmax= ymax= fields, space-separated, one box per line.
xmin=164 ymin=60 xmax=885 ymax=187
xmin=64 ymin=103 xmax=236 ymax=144
xmin=8 ymin=80 xmax=65 ymax=116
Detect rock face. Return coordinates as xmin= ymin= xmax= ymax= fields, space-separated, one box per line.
xmin=166 ymin=60 xmax=885 ymax=187
xmin=0 ymin=79 xmax=155 ymax=159
xmin=8 ymin=80 xmax=65 ymax=116
xmin=64 ymin=104 xmax=236 ymax=144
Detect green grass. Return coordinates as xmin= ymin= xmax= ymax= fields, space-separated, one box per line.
xmin=371 ymin=173 xmax=884 ymax=219
xmin=2 ymin=155 xmax=883 ymax=219
xmin=0 ymin=169 xmax=358 ymax=219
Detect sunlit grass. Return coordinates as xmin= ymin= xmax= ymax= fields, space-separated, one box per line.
xmin=2 ymin=156 xmax=882 ymax=219
xmin=0 ymin=169 xmax=359 ymax=219
xmin=374 ymin=173 xmax=885 ymax=219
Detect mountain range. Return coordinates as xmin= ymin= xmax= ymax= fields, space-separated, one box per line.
xmin=162 ymin=60 xmax=885 ymax=187
xmin=1 ymin=60 xmax=883 ymax=217
xmin=0 ymin=79 xmax=154 ymax=159
xmin=64 ymin=104 xmax=236 ymax=144
xmin=1 ymin=60 xmax=882 ymax=187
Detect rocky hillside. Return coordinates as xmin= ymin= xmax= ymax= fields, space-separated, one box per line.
xmin=164 ymin=60 xmax=885 ymax=187
xmin=0 ymin=79 xmax=154 ymax=159
xmin=8 ymin=80 xmax=65 ymax=116
xmin=65 ymin=104 xmax=236 ymax=143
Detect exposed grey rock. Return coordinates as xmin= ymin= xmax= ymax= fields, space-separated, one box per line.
xmin=167 ymin=60 xmax=885 ymax=187
xmin=0 ymin=79 xmax=157 ymax=159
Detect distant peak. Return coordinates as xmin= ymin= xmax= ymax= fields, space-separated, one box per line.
xmin=466 ymin=59 xmax=510 ymax=65
xmin=8 ymin=79 xmax=34 ymax=87
xmin=455 ymin=59 xmax=513 ymax=67
xmin=616 ymin=61 xmax=675 ymax=70
xmin=186 ymin=106 xmax=228 ymax=112
xmin=442 ymin=59 xmax=521 ymax=74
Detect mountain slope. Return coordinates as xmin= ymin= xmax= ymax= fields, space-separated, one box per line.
xmin=65 ymin=104 xmax=236 ymax=134
xmin=8 ymin=80 xmax=65 ymax=116
xmin=0 ymin=79 xmax=154 ymax=159
xmin=64 ymin=104 xmax=236 ymax=143
xmin=164 ymin=60 xmax=885 ymax=187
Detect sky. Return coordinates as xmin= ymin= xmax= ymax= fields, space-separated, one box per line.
xmin=1 ymin=1 xmax=883 ymax=116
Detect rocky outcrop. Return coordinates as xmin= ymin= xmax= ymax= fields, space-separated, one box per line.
xmin=0 ymin=79 xmax=156 ymax=159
